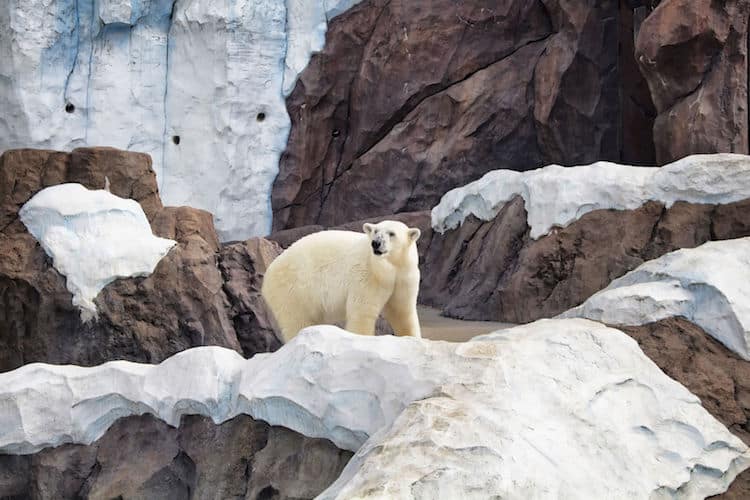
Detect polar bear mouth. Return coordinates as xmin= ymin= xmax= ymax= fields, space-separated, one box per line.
xmin=373 ymin=249 xmax=386 ymax=256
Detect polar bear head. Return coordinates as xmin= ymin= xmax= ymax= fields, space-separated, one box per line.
xmin=363 ymin=220 xmax=420 ymax=260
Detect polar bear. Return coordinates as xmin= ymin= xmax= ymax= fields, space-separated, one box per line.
xmin=262 ymin=220 xmax=422 ymax=342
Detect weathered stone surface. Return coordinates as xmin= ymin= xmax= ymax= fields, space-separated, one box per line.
xmin=1 ymin=148 xmax=162 ymax=228
xmin=635 ymin=0 xmax=750 ymax=164
xmin=424 ymin=154 xmax=750 ymax=323
xmin=421 ymin=198 xmax=750 ymax=323
xmin=219 ymin=238 xmax=284 ymax=356
xmin=0 ymin=414 xmax=351 ymax=500
xmin=1 ymin=324 xmax=748 ymax=498
xmin=273 ymin=0 xmax=621 ymax=229
xmin=0 ymin=148 xmax=279 ymax=372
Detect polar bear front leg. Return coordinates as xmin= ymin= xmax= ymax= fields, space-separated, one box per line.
xmin=383 ymin=276 xmax=421 ymax=338
xmin=383 ymin=298 xmax=421 ymax=338
xmin=344 ymin=293 xmax=385 ymax=336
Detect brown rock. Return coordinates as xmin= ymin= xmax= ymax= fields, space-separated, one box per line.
xmin=219 ymin=238 xmax=284 ymax=355
xmin=617 ymin=318 xmax=750 ymax=499
xmin=635 ymin=0 xmax=750 ymax=164
xmin=0 ymin=147 xmax=162 ymax=226
xmin=92 ymin=206 xmax=244 ymax=364
xmin=0 ymin=414 xmax=352 ymax=500
xmin=274 ymin=0 xmax=621 ymax=229
xmin=0 ymin=148 xmax=278 ymax=371
xmin=421 ymin=198 xmax=750 ymax=323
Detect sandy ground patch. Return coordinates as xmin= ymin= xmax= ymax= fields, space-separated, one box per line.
xmin=418 ymin=305 xmax=513 ymax=342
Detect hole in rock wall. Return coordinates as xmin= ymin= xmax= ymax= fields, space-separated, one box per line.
xmin=256 ymin=112 xmax=266 ymax=122
xmin=172 ymin=135 xmax=180 ymax=145
xmin=332 ymin=129 xmax=340 ymax=137
xmin=65 ymin=103 xmax=75 ymax=113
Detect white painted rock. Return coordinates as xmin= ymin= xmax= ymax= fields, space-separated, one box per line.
xmin=19 ymin=183 xmax=176 ymax=320
xmin=561 ymin=237 xmax=750 ymax=361
xmin=1 ymin=321 xmax=747 ymax=499
xmin=432 ymin=153 xmax=750 ymax=239
xmin=0 ymin=0 xmax=361 ymax=240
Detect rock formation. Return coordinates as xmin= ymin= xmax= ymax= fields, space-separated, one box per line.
xmin=0 ymin=413 xmax=351 ymax=500
xmin=0 ymin=148 xmax=280 ymax=372
xmin=20 ymin=183 xmax=176 ymax=320
xmin=635 ymin=0 xmax=750 ymax=164
xmin=561 ymin=237 xmax=750 ymax=360
xmin=274 ymin=0 xmax=624 ymax=229
xmin=421 ymin=154 xmax=750 ymax=323
xmin=1 ymin=323 xmax=748 ymax=498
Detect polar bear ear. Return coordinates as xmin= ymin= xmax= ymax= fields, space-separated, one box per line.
xmin=363 ymin=223 xmax=375 ymax=235
xmin=408 ymin=228 xmax=421 ymax=242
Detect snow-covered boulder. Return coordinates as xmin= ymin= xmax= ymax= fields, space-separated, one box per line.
xmin=0 ymin=0 xmax=361 ymax=240
xmin=19 ymin=183 xmax=176 ymax=320
xmin=1 ymin=321 xmax=747 ymax=498
xmin=432 ymin=153 xmax=750 ymax=239
xmin=561 ymin=237 xmax=750 ymax=361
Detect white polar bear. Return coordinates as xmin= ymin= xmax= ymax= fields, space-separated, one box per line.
xmin=262 ymin=220 xmax=422 ymax=342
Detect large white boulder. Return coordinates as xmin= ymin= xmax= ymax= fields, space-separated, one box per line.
xmin=432 ymin=153 xmax=750 ymax=239
xmin=19 ymin=183 xmax=176 ymax=320
xmin=0 ymin=0 xmax=361 ymax=240
xmin=1 ymin=321 xmax=747 ymax=498
xmin=561 ymin=237 xmax=750 ymax=361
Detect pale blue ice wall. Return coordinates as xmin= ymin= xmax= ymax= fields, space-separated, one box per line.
xmin=0 ymin=0 xmax=361 ymax=240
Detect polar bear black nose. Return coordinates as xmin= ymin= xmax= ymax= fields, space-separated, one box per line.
xmin=371 ymin=240 xmax=380 ymax=250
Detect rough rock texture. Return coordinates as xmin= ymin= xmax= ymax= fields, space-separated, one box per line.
xmin=635 ymin=0 xmax=750 ymax=164
xmin=273 ymin=0 xmax=622 ymax=229
xmin=561 ymin=237 xmax=750 ymax=360
xmin=20 ymin=184 xmax=176 ymax=320
xmin=0 ymin=413 xmax=351 ymax=500
xmin=3 ymin=322 xmax=746 ymax=498
xmin=619 ymin=318 xmax=750 ymax=500
xmin=219 ymin=238 xmax=284 ymax=356
xmin=421 ymin=196 xmax=750 ymax=323
xmin=1 ymin=148 xmax=163 ymax=226
xmin=0 ymin=148 xmax=279 ymax=372
xmin=422 ymin=155 xmax=750 ymax=323
xmin=0 ymin=0 xmax=364 ymax=240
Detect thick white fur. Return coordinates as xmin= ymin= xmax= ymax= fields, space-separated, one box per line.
xmin=262 ymin=220 xmax=422 ymax=342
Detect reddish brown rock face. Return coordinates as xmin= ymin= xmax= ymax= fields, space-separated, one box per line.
xmin=0 ymin=148 xmax=280 ymax=372
xmin=636 ymin=0 xmax=750 ymax=164
xmin=0 ymin=414 xmax=352 ymax=500
xmin=219 ymin=238 xmax=284 ymax=356
xmin=274 ymin=0 xmax=622 ymax=229
xmin=419 ymin=198 xmax=750 ymax=323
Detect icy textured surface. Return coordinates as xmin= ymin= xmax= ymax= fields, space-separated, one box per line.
xmin=19 ymin=183 xmax=176 ymax=320
xmin=1 ymin=321 xmax=748 ymax=498
xmin=561 ymin=238 xmax=750 ymax=361
xmin=432 ymin=154 xmax=750 ymax=239
xmin=0 ymin=0 xmax=360 ymax=240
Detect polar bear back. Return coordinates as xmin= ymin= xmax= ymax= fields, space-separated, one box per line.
xmin=262 ymin=222 xmax=422 ymax=342
xmin=263 ymin=230 xmax=382 ymax=329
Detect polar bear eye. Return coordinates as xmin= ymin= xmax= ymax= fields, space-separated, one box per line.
xmin=388 ymin=231 xmax=395 ymax=238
